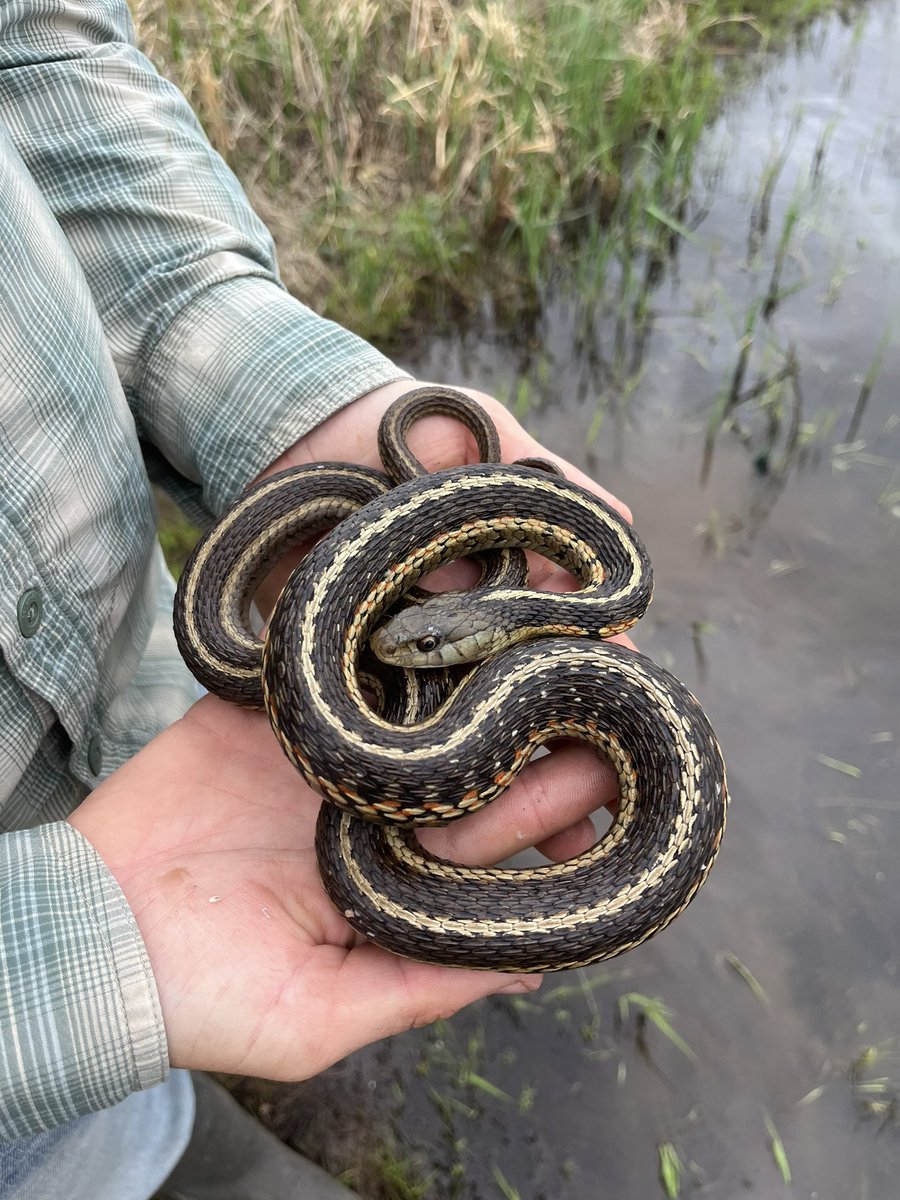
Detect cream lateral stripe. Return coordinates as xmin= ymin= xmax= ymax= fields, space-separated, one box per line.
xmin=299 ymin=640 xmax=669 ymax=770
xmin=219 ymin=503 xmax=319 ymax=654
xmin=362 ymin=521 xmax=610 ymax=609
xmin=332 ymin=697 xmax=706 ymax=937
xmin=377 ymin=707 xmax=694 ymax=894
xmin=220 ymin=497 xmax=360 ymax=651
xmin=182 ymin=473 xmax=292 ymax=680
xmin=336 ymin=696 xmax=702 ymax=936
xmin=298 ymin=477 xmax=646 ymax=753
xmin=182 ymin=466 xmax=383 ymax=680
xmin=383 ymin=803 xmax=633 ymax=880
xmin=384 ymin=734 xmax=639 ymax=878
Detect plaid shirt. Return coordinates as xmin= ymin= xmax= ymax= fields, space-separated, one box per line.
xmin=0 ymin=0 xmax=405 ymax=1141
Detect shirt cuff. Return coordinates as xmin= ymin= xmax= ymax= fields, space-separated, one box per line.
xmin=0 ymin=822 xmax=167 ymax=1142
xmin=138 ymin=274 xmax=411 ymax=518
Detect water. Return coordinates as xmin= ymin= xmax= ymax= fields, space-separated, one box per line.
xmin=252 ymin=8 xmax=900 ymax=1197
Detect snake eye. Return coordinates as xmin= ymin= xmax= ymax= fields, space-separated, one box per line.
xmin=416 ymin=634 xmax=440 ymax=653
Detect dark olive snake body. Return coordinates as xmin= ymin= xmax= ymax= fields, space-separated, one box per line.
xmin=174 ymin=389 xmax=727 ymax=971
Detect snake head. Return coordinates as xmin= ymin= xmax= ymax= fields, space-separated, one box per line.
xmin=370 ymin=593 xmax=503 ymax=667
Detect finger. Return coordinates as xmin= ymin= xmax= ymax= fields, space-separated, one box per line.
xmin=418 ymin=741 xmax=618 ymax=867
xmin=298 ymin=944 xmax=542 ymax=1072
xmin=606 ymin=631 xmax=638 ymax=651
xmin=536 ymin=816 xmax=598 ymax=862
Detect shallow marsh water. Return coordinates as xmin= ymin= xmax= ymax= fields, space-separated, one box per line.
xmin=251 ymin=7 xmax=900 ymax=1197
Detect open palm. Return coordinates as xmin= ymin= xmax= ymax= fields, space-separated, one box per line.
xmin=69 ymin=693 xmax=617 ymax=1081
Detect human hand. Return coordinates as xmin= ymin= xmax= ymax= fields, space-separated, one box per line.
xmin=67 ymin=692 xmax=620 ymax=1081
xmin=254 ymin=378 xmax=636 ymax=619
xmin=266 ymin=379 xmax=631 ymax=519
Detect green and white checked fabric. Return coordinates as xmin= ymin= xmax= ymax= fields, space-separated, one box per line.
xmin=0 ymin=823 xmax=167 ymax=1135
xmin=0 ymin=0 xmax=407 ymax=1142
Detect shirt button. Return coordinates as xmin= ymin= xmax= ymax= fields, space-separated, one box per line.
xmin=17 ymin=589 xmax=43 ymax=638
xmin=87 ymin=737 xmax=103 ymax=776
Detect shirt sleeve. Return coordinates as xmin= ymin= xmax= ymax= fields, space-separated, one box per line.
xmin=0 ymin=0 xmax=409 ymax=519
xmin=0 ymin=823 xmax=167 ymax=1142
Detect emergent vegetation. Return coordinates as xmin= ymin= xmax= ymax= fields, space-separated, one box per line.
xmin=132 ymin=0 xmax=845 ymax=341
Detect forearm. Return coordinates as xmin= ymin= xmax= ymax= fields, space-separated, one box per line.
xmin=0 ymin=823 xmax=167 ymax=1142
xmin=0 ymin=0 xmax=407 ymax=516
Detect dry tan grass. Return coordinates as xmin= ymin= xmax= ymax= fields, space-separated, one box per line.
xmin=623 ymin=0 xmax=690 ymax=64
xmin=133 ymin=0 xmax=566 ymax=197
xmin=129 ymin=0 xmax=821 ymax=334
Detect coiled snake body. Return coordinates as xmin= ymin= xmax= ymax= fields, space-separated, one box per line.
xmin=174 ymin=388 xmax=727 ymax=972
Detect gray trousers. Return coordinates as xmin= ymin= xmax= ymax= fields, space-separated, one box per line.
xmin=0 ymin=1070 xmax=194 ymax=1199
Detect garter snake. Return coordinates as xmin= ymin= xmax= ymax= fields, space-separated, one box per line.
xmin=174 ymin=387 xmax=728 ymax=972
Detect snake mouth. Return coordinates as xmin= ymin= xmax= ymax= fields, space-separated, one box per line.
xmin=368 ymin=625 xmax=403 ymax=663
xmin=370 ymin=590 xmax=514 ymax=669
xmin=369 ymin=622 xmax=459 ymax=668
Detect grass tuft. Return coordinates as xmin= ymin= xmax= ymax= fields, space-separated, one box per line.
xmin=132 ymin=0 xmax=846 ymax=340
